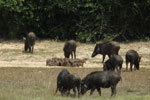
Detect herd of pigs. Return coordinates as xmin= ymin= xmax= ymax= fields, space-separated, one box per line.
xmin=24 ymin=32 xmax=142 ymax=97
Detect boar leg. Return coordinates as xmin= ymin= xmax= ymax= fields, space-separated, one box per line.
xmin=24 ymin=45 xmax=28 ymax=52
xmin=111 ymin=86 xmax=116 ymax=96
xmin=29 ymin=46 xmax=31 ymax=52
xmin=119 ymin=64 xmax=122 ymax=71
xmin=73 ymin=88 xmax=76 ymax=97
xmin=31 ymin=46 xmax=34 ymax=53
xmin=102 ymin=55 xmax=106 ymax=63
xmin=134 ymin=66 xmax=136 ymax=71
xmin=130 ymin=63 xmax=133 ymax=72
xmin=60 ymin=88 xmax=66 ymax=96
xmin=66 ymin=89 xmax=70 ymax=96
xmin=126 ymin=62 xmax=129 ymax=71
xmin=71 ymin=52 xmax=73 ymax=59
xmin=77 ymin=86 xmax=80 ymax=97
xmin=108 ymin=54 xmax=111 ymax=58
xmin=73 ymin=51 xmax=76 ymax=59
xmin=116 ymin=65 xmax=119 ymax=71
xmin=90 ymin=88 xmax=95 ymax=96
xmin=68 ymin=53 xmax=71 ymax=58
xmin=96 ymin=87 xmax=101 ymax=96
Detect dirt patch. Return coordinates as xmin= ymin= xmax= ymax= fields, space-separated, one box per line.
xmin=0 ymin=40 xmax=150 ymax=68
xmin=46 ymin=58 xmax=87 ymax=67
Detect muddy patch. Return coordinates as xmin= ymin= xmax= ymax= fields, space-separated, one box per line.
xmin=46 ymin=58 xmax=87 ymax=67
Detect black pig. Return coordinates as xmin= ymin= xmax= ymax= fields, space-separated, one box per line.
xmin=91 ymin=41 xmax=120 ymax=63
xmin=23 ymin=32 xmax=36 ymax=53
xmin=61 ymin=73 xmax=81 ymax=97
xmin=103 ymin=55 xmax=123 ymax=71
xmin=55 ymin=69 xmax=70 ymax=95
xmin=125 ymin=50 xmax=142 ymax=71
xmin=81 ymin=71 xmax=121 ymax=96
xmin=63 ymin=40 xmax=77 ymax=59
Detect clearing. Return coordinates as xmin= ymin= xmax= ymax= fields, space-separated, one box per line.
xmin=0 ymin=40 xmax=150 ymax=68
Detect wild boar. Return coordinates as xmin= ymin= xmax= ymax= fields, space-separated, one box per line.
xmin=61 ymin=73 xmax=81 ymax=97
xmin=55 ymin=69 xmax=70 ymax=95
xmin=91 ymin=41 xmax=120 ymax=63
xmin=63 ymin=40 xmax=77 ymax=59
xmin=125 ymin=50 xmax=142 ymax=71
xmin=103 ymin=55 xmax=123 ymax=71
xmin=81 ymin=71 xmax=121 ymax=96
xmin=23 ymin=32 xmax=36 ymax=53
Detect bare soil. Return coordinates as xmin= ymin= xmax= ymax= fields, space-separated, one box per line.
xmin=0 ymin=40 xmax=150 ymax=69
xmin=46 ymin=58 xmax=86 ymax=67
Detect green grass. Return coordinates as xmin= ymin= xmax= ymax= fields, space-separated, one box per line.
xmin=1 ymin=94 xmax=150 ymax=100
xmin=0 ymin=67 xmax=150 ymax=100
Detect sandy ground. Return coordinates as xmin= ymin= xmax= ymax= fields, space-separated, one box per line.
xmin=0 ymin=40 xmax=150 ymax=68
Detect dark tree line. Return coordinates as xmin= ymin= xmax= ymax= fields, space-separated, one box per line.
xmin=0 ymin=0 xmax=150 ymax=42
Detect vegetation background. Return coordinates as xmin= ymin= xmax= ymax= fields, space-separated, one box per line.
xmin=0 ymin=0 xmax=150 ymax=42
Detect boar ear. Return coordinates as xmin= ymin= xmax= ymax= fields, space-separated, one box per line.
xmin=23 ymin=37 xmax=26 ymax=41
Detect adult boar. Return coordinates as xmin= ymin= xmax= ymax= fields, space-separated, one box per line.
xmin=61 ymin=73 xmax=81 ymax=97
xmin=125 ymin=50 xmax=142 ymax=71
xmin=63 ymin=40 xmax=77 ymax=59
xmin=103 ymin=55 xmax=123 ymax=71
xmin=55 ymin=69 xmax=70 ymax=95
xmin=81 ymin=71 xmax=121 ymax=96
xmin=23 ymin=32 xmax=36 ymax=53
xmin=91 ymin=41 xmax=120 ymax=63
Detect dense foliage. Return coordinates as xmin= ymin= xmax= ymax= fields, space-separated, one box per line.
xmin=0 ymin=0 xmax=150 ymax=42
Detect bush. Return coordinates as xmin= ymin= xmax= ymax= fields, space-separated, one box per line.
xmin=0 ymin=0 xmax=150 ymax=42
